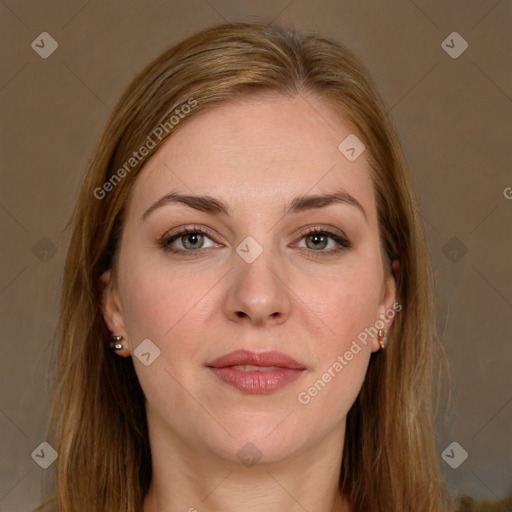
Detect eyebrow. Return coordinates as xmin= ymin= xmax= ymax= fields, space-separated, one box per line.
xmin=141 ymin=188 xmax=367 ymax=222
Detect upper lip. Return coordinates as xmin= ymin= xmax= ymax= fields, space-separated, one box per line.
xmin=207 ymin=349 xmax=306 ymax=370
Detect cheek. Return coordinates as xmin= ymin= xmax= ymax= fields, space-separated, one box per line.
xmin=301 ymin=263 xmax=383 ymax=350
xmin=295 ymin=270 xmax=380 ymax=423
xmin=120 ymin=271 xmax=174 ymax=341
xmin=117 ymin=250 xmax=219 ymax=353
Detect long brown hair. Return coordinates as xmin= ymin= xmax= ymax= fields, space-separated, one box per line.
xmin=36 ymin=21 xmax=454 ymax=512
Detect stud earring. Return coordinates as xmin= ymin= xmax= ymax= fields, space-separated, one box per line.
xmin=377 ymin=329 xmax=388 ymax=349
xmin=110 ymin=335 xmax=124 ymax=351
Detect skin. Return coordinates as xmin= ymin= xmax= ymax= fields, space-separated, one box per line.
xmin=100 ymin=92 xmax=398 ymax=512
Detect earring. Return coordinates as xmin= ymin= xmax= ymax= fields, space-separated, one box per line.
xmin=377 ymin=329 xmax=388 ymax=349
xmin=110 ymin=335 xmax=124 ymax=351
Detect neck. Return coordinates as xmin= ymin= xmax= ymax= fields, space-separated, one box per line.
xmin=143 ymin=411 xmax=351 ymax=512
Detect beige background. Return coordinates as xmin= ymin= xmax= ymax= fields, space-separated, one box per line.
xmin=1 ymin=0 xmax=511 ymax=510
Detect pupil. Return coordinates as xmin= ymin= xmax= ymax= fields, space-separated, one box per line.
xmin=185 ymin=233 xmax=202 ymax=249
xmin=309 ymin=234 xmax=326 ymax=249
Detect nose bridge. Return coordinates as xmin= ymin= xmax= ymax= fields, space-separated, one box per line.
xmin=225 ymin=232 xmax=291 ymax=324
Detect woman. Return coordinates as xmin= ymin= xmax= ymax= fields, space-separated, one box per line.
xmin=37 ymin=21 xmax=454 ymax=512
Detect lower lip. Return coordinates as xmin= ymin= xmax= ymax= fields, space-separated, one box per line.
xmin=208 ymin=367 xmax=305 ymax=394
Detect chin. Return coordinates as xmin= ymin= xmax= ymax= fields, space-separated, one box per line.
xmin=202 ymin=413 xmax=308 ymax=466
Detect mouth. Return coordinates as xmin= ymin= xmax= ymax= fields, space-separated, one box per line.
xmin=206 ymin=349 xmax=307 ymax=394
xmin=207 ymin=349 xmax=306 ymax=370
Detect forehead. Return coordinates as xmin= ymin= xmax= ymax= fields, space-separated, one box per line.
xmin=126 ymin=92 xmax=377 ymax=223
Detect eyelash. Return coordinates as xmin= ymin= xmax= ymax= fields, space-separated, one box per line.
xmin=159 ymin=225 xmax=351 ymax=257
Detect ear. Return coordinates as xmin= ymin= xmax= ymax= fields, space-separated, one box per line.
xmin=371 ymin=259 xmax=400 ymax=353
xmin=98 ymin=269 xmax=130 ymax=357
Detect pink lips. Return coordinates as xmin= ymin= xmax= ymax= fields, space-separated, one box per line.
xmin=206 ymin=349 xmax=307 ymax=394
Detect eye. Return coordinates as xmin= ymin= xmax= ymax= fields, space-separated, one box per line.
xmin=160 ymin=226 xmax=219 ymax=254
xmin=295 ymin=227 xmax=351 ymax=255
xmin=159 ymin=225 xmax=351 ymax=257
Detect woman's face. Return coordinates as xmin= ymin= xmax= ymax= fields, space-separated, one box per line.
xmin=100 ymin=92 xmax=397 ymax=465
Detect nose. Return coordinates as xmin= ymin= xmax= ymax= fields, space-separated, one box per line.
xmin=222 ymin=243 xmax=292 ymax=327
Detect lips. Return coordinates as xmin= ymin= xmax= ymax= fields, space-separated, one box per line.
xmin=207 ymin=349 xmax=306 ymax=370
xmin=206 ymin=349 xmax=307 ymax=394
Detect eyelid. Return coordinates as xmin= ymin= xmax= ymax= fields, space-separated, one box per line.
xmin=297 ymin=224 xmax=349 ymax=241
